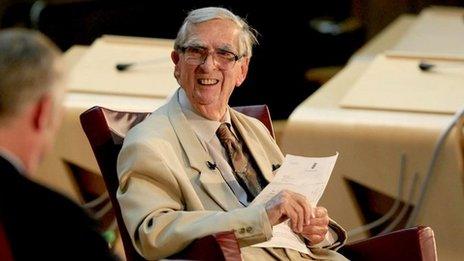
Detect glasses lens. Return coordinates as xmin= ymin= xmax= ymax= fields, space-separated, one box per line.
xmin=214 ymin=50 xmax=237 ymax=69
xmin=184 ymin=47 xmax=204 ymax=64
xmin=183 ymin=46 xmax=238 ymax=70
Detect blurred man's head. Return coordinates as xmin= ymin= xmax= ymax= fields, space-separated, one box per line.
xmin=171 ymin=7 xmax=258 ymax=121
xmin=0 ymin=29 xmax=65 ymax=174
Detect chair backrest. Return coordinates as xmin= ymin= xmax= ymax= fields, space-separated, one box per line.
xmin=233 ymin=105 xmax=275 ymax=139
xmin=80 ymin=105 xmax=273 ymax=260
xmin=80 ymin=107 xmax=148 ymax=260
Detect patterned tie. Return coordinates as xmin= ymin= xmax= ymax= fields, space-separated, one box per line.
xmin=216 ymin=123 xmax=263 ymax=199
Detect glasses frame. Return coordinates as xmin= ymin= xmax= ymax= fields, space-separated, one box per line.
xmin=179 ymin=46 xmax=243 ymax=70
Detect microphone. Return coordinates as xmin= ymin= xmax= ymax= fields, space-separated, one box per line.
xmin=115 ymin=58 xmax=167 ymax=72
xmin=418 ymin=61 xmax=434 ymax=72
xmin=272 ymin=164 xmax=281 ymax=171
xmin=116 ymin=63 xmax=134 ymax=71
xmin=206 ymin=161 xmax=217 ymax=170
xmin=418 ymin=60 xmax=464 ymax=72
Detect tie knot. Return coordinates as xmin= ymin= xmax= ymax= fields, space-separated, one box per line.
xmin=216 ymin=123 xmax=235 ymax=142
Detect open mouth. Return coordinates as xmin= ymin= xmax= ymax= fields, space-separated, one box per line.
xmin=197 ymin=78 xmax=219 ymax=85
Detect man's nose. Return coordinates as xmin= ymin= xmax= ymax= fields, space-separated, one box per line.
xmin=199 ymin=54 xmax=218 ymax=71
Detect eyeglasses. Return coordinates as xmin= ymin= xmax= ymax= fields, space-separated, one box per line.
xmin=180 ymin=46 xmax=242 ymax=70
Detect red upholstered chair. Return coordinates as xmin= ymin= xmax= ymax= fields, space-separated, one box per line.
xmin=340 ymin=226 xmax=437 ymax=261
xmin=0 ymin=221 xmax=13 ymax=261
xmin=79 ymin=105 xmax=273 ymax=260
xmin=233 ymin=105 xmax=275 ymax=138
xmin=80 ymin=105 xmax=437 ymax=261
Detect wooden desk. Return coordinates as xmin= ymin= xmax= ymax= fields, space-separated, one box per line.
xmin=34 ymin=37 xmax=175 ymax=201
xmin=281 ymin=9 xmax=464 ymax=260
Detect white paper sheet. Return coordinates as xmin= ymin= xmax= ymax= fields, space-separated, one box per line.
xmin=251 ymin=153 xmax=339 ymax=254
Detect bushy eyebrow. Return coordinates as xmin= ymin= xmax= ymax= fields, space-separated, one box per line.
xmin=217 ymin=44 xmax=236 ymax=53
xmin=184 ymin=38 xmax=205 ymax=48
xmin=184 ymin=39 xmax=237 ymax=53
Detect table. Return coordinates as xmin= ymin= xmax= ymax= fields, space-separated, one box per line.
xmin=34 ymin=37 xmax=175 ymax=202
xmin=281 ymin=8 xmax=464 ymax=260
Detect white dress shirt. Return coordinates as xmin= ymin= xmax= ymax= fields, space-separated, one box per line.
xmin=0 ymin=148 xmax=26 ymax=175
xmin=179 ymin=88 xmax=251 ymax=205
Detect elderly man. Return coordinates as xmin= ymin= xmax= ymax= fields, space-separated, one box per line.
xmin=118 ymin=7 xmax=347 ymax=260
xmin=0 ymin=29 xmax=115 ymax=260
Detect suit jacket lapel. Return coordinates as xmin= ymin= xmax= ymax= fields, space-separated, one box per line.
xmin=166 ymin=91 xmax=242 ymax=210
xmin=230 ymin=109 xmax=275 ymax=183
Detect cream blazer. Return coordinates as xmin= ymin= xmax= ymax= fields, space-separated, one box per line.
xmin=117 ymin=89 xmax=346 ymax=260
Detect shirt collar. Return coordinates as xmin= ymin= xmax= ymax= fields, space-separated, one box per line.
xmin=178 ymin=88 xmax=231 ymax=143
xmin=0 ymin=147 xmax=26 ymax=175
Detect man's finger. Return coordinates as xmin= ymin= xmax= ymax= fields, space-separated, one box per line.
xmin=310 ymin=203 xmax=316 ymax=219
xmin=303 ymin=225 xmax=328 ymax=237
xmin=291 ymin=202 xmax=305 ymax=232
xmin=307 ymin=234 xmax=323 ymax=244
xmin=307 ymin=217 xmax=329 ymax=226
xmin=315 ymin=207 xmax=327 ymax=218
xmin=284 ymin=204 xmax=300 ymax=232
xmin=284 ymin=190 xmax=310 ymax=230
xmin=293 ymin=193 xmax=312 ymax=225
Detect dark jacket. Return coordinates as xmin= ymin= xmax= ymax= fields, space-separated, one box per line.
xmin=0 ymin=156 xmax=116 ymax=260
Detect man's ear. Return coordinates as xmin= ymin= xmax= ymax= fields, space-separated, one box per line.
xmin=32 ymin=93 xmax=54 ymax=132
xmin=236 ymin=58 xmax=250 ymax=87
xmin=171 ymin=50 xmax=180 ymax=65
xmin=171 ymin=51 xmax=181 ymax=82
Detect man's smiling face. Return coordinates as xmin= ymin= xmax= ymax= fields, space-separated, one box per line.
xmin=171 ymin=18 xmax=249 ymax=120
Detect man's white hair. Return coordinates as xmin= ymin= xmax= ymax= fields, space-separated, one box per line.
xmin=174 ymin=7 xmax=258 ymax=58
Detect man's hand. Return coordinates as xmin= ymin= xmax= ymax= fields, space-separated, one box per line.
xmin=265 ymin=190 xmax=314 ymax=233
xmin=300 ymin=207 xmax=330 ymax=245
